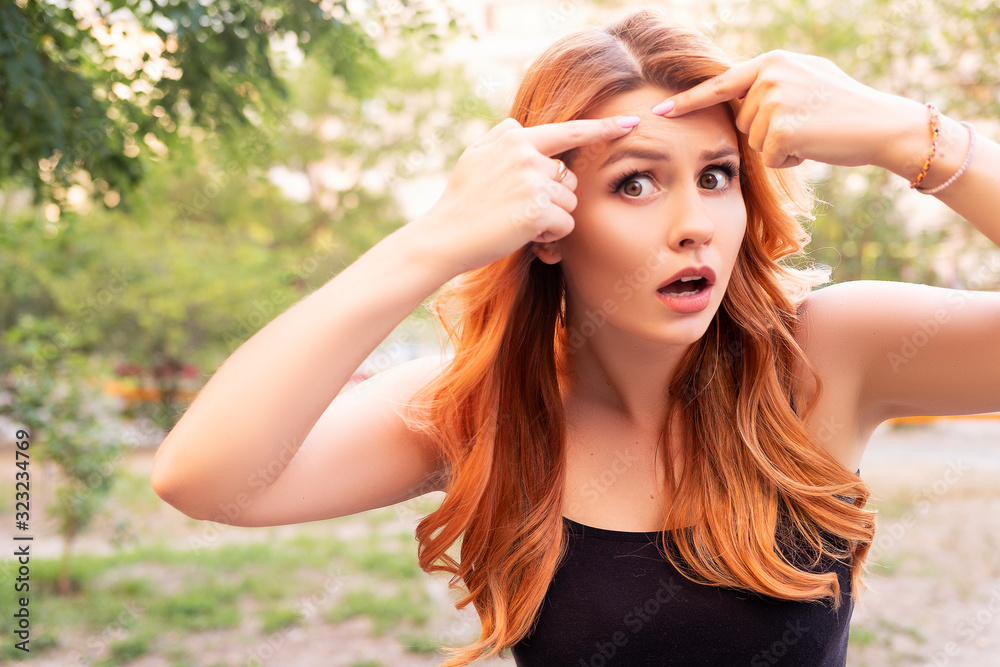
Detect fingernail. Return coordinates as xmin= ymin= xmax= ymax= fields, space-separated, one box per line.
xmin=651 ymin=100 xmax=675 ymax=116
xmin=616 ymin=115 xmax=641 ymax=128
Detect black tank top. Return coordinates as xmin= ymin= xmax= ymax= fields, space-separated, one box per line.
xmin=511 ymin=517 xmax=853 ymax=666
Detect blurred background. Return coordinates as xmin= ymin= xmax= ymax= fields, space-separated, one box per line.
xmin=1 ymin=0 xmax=999 ymax=665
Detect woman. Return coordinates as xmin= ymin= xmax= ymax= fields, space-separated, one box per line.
xmin=151 ymin=9 xmax=1000 ymax=666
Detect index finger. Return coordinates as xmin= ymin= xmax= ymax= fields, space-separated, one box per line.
xmin=651 ymin=58 xmax=762 ymax=117
xmin=521 ymin=115 xmax=642 ymax=157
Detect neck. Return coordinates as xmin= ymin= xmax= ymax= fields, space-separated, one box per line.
xmin=559 ymin=326 xmax=692 ymax=430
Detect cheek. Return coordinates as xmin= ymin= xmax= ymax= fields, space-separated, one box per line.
xmin=713 ymin=198 xmax=748 ymax=253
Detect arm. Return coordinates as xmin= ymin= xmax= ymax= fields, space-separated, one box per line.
xmin=150 ymin=225 xmax=455 ymax=524
xmin=872 ymin=96 xmax=1000 ymax=247
xmin=151 ymin=115 xmax=640 ymax=525
xmin=849 ymin=96 xmax=1000 ymax=424
xmin=804 ymin=280 xmax=1000 ymax=426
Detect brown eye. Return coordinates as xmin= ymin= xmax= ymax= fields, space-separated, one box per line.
xmin=619 ymin=175 xmax=654 ymax=197
xmin=698 ymin=168 xmax=730 ymax=190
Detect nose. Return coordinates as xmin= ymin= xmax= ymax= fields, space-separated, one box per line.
xmin=665 ymin=185 xmax=714 ymax=251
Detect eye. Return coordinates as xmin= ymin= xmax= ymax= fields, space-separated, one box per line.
xmin=698 ymin=167 xmax=733 ymax=191
xmin=618 ymin=174 xmax=655 ymax=198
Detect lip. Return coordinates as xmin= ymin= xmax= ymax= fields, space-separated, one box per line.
xmin=656 ymin=266 xmax=717 ymax=314
xmin=656 ymin=266 xmax=717 ymax=291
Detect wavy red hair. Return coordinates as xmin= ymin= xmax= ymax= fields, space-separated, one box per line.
xmin=408 ymin=10 xmax=875 ymax=665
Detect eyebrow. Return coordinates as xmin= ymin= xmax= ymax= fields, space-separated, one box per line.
xmin=599 ymin=145 xmax=739 ymax=170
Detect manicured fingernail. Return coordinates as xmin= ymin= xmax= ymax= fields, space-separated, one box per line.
xmin=651 ymin=100 xmax=675 ymax=116
xmin=616 ymin=115 xmax=641 ymax=128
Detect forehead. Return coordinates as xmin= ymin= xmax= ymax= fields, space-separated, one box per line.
xmin=579 ymin=86 xmax=738 ymax=167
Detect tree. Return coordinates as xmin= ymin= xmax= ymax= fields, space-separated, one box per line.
xmin=0 ymin=0 xmax=456 ymax=204
xmin=3 ymin=354 xmax=126 ymax=594
xmin=1 ymin=0 xmax=492 ymax=597
xmin=2 ymin=22 xmax=491 ymax=420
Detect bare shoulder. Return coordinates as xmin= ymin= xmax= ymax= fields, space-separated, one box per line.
xmin=795 ymin=280 xmax=1000 ymax=465
xmin=796 ymin=279 xmax=970 ymax=369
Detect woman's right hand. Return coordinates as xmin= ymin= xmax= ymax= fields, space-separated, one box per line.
xmin=415 ymin=115 xmax=641 ymax=275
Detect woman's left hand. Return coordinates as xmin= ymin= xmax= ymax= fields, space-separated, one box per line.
xmin=652 ymin=50 xmax=923 ymax=171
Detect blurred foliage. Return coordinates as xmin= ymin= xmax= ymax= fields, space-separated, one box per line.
xmin=0 ymin=0 xmax=492 ymax=588
xmin=706 ymin=0 xmax=1000 ymax=286
xmin=0 ymin=0 xmax=461 ymax=202
xmin=1 ymin=1 xmax=493 ymax=429
xmin=2 ymin=355 xmax=126 ymax=595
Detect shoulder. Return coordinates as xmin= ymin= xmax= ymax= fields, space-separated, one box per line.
xmin=795 ymin=279 xmax=1000 ymax=436
xmin=790 ymin=281 xmax=944 ymax=466
xmin=797 ymin=278 xmax=999 ymax=364
xmin=797 ymin=279 xmax=958 ymax=360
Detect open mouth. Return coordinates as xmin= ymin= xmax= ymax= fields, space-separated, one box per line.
xmin=657 ymin=275 xmax=710 ymax=298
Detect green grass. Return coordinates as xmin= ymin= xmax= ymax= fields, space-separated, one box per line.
xmin=147 ymin=583 xmax=243 ymax=631
xmin=329 ymin=583 xmax=432 ymax=635
xmin=260 ymin=606 xmax=304 ymax=634
xmin=106 ymin=576 xmax=157 ymax=598
xmin=850 ymin=623 xmax=878 ymax=647
xmin=242 ymin=570 xmax=298 ymax=602
xmin=103 ymin=632 xmax=152 ymax=665
xmin=401 ymin=632 xmax=444 ymax=654
xmin=868 ymin=553 xmax=904 ymax=576
xmin=112 ymin=469 xmax=167 ymax=514
xmin=349 ymin=544 xmax=422 ymax=579
xmin=0 ymin=522 xmax=435 ymax=662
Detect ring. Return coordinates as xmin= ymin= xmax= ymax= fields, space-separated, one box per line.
xmin=553 ymin=159 xmax=569 ymax=184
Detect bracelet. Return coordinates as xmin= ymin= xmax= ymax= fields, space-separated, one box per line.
xmin=916 ymin=121 xmax=976 ymax=196
xmin=909 ymin=103 xmax=941 ymax=189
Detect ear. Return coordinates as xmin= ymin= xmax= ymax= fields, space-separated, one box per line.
xmin=530 ymin=241 xmax=562 ymax=265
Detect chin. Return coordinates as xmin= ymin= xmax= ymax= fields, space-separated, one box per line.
xmin=653 ymin=320 xmax=717 ymax=348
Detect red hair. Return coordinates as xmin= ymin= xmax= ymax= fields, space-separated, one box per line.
xmin=408 ymin=10 xmax=875 ymax=665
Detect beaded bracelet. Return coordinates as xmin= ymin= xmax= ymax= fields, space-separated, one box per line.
xmin=917 ymin=121 xmax=976 ymax=196
xmin=909 ymin=103 xmax=941 ymax=189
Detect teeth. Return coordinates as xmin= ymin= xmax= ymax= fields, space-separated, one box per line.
xmin=679 ymin=276 xmax=700 ymax=282
xmin=673 ymin=289 xmax=699 ymax=297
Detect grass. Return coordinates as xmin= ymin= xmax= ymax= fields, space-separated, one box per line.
xmin=103 ymin=632 xmax=152 ymax=665
xmin=329 ymin=583 xmax=432 ymax=635
xmin=147 ymin=584 xmax=243 ymax=632
xmin=401 ymin=633 xmax=444 ymax=654
xmin=350 ymin=542 xmax=423 ymax=579
xmin=850 ymin=623 xmax=879 ymax=647
xmin=260 ymin=606 xmax=304 ymax=634
xmin=113 ymin=469 xmax=168 ymax=514
xmin=868 ymin=553 xmax=905 ymax=576
xmin=0 ymin=518 xmax=438 ymax=664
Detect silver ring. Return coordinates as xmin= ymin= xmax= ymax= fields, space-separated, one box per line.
xmin=553 ymin=159 xmax=569 ymax=184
